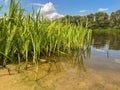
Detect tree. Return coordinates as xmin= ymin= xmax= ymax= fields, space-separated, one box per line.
xmin=87 ymin=14 xmax=96 ymax=29
xmin=94 ymin=12 xmax=109 ymax=28
xmin=110 ymin=10 xmax=120 ymax=28
xmin=57 ymin=10 xmax=120 ymax=29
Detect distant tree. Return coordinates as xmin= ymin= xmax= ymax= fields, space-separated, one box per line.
xmin=58 ymin=15 xmax=72 ymax=24
xmin=110 ymin=10 xmax=120 ymax=28
xmin=87 ymin=14 xmax=96 ymax=29
xmin=72 ymin=15 xmax=81 ymax=25
xmin=80 ymin=16 xmax=88 ymax=27
xmin=94 ymin=12 xmax=109 ymax=28
xmin=56 ymin=10 xmax=120 ymax=29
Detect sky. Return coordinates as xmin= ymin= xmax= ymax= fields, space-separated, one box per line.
xmin=0 ymin=0 xmax=120 ymax=20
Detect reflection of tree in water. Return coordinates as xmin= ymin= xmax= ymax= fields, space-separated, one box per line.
xmin=109 ymin=32 xmax=120 ymax=50
xmin=92 ymin=30 xmax=120 ymax=50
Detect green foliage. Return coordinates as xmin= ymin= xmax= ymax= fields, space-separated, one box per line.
xmin=91 ymin=12 xmax=109 ymax=29
xmin=0 ymin=0 xmax=92 ymax=80
xmin=110 ymin=10 xmax=120 ymax=28
xmin=92 ymin=29 xmax=120 ymax=49
xmin=58 ymin=10 xmax=120 ymax=29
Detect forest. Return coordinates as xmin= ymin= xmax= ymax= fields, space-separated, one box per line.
xmin=57 ymin=10 xmax=120 ymax=29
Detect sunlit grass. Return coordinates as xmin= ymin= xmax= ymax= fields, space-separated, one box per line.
xmin=0 ymin=0 xmax=92 ymax=80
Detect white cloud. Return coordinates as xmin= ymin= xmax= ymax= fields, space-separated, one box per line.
xmin=4 ymin=0 xmax=8 ymax=4
xmin=37 ymin=2 xmax=64 ymax=20
xmin=31 ymin=3 xmax=44 ymax=7
xmin=41 ymin=2 xmax=56 ymax=15
xmin=80 ymin=10 xmax=87 ymax=13
xmin=45 ymin=12 xmax=64 ymax=20
xmin=98 ymin=8 xmax=108 ymax=12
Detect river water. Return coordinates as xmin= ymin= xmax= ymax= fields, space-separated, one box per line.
xmin=1 ymin=30 xmax=119 ymax=90
xmin=34 ymin=31 xmax=120 ymax=90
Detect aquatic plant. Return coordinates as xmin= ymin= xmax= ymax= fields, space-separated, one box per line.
xmin=0 ymin=0 xmax=92 ymax=80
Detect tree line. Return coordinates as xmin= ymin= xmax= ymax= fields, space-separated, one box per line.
xmin=1 ymin=3 xmax=120 ymax=29
xmin=57 ymin=10 xmax=120 ymax=29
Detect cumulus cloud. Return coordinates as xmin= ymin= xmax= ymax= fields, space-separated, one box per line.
xmin=41 ymin=2 xmax=56 ymax=15
xmin=98 ymin=8 xmax=108 ymax=12
xmin=80 ymin=10 xmax=87 ymax=13
xmin=45 ymin=12 xmax=64 ymax=20
xmin=37 ymin=2 xmax=64 ymax=20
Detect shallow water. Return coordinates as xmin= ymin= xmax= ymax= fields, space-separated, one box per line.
xmin=46 ymin=31 xmax=120 ymax=90
xmin=0 ymin=30 xmax=120 ymax=90
xmin=36 ymin=46 xmax=120 ymax=90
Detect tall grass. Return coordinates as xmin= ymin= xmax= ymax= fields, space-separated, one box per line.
xmin=0 ymin=0 xmax=92 ymax=80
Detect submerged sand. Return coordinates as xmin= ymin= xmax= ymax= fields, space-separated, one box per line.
xmin=0 ymin=57 xmax=120 ymax=90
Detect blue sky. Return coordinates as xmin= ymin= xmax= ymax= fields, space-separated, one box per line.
xmin=0 ymin=0 xmax=120 ymax=19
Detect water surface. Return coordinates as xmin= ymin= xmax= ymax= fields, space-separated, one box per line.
xmin=37 ymin=30 xmax=120 ymax=90
xmin=0 ymin=30 xmax=120 ymax=90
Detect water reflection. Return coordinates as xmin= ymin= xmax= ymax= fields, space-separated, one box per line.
xmin=0 ymin=30 xmax=120 ymax=90
xmin=54 ymin=47 xmax=91 ymax=76
xmin=71 ymin=47 xmax=91 ymax=73
xmin=92 ymin=30 xmax=120 ymax=50
xmin=35 ymin=30 xmax=120 ymax=90
xmin=31 ymin=48 xmax=90 ymax=90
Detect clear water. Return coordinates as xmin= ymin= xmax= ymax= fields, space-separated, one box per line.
xmin=1 ymin=30 xmax=120 ymax=90
xmin=37 ymin=31 xmax=120 ymax=90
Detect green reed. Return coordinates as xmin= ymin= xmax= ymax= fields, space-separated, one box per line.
xmin=0 ymin=0 xmax=92 ymax=80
